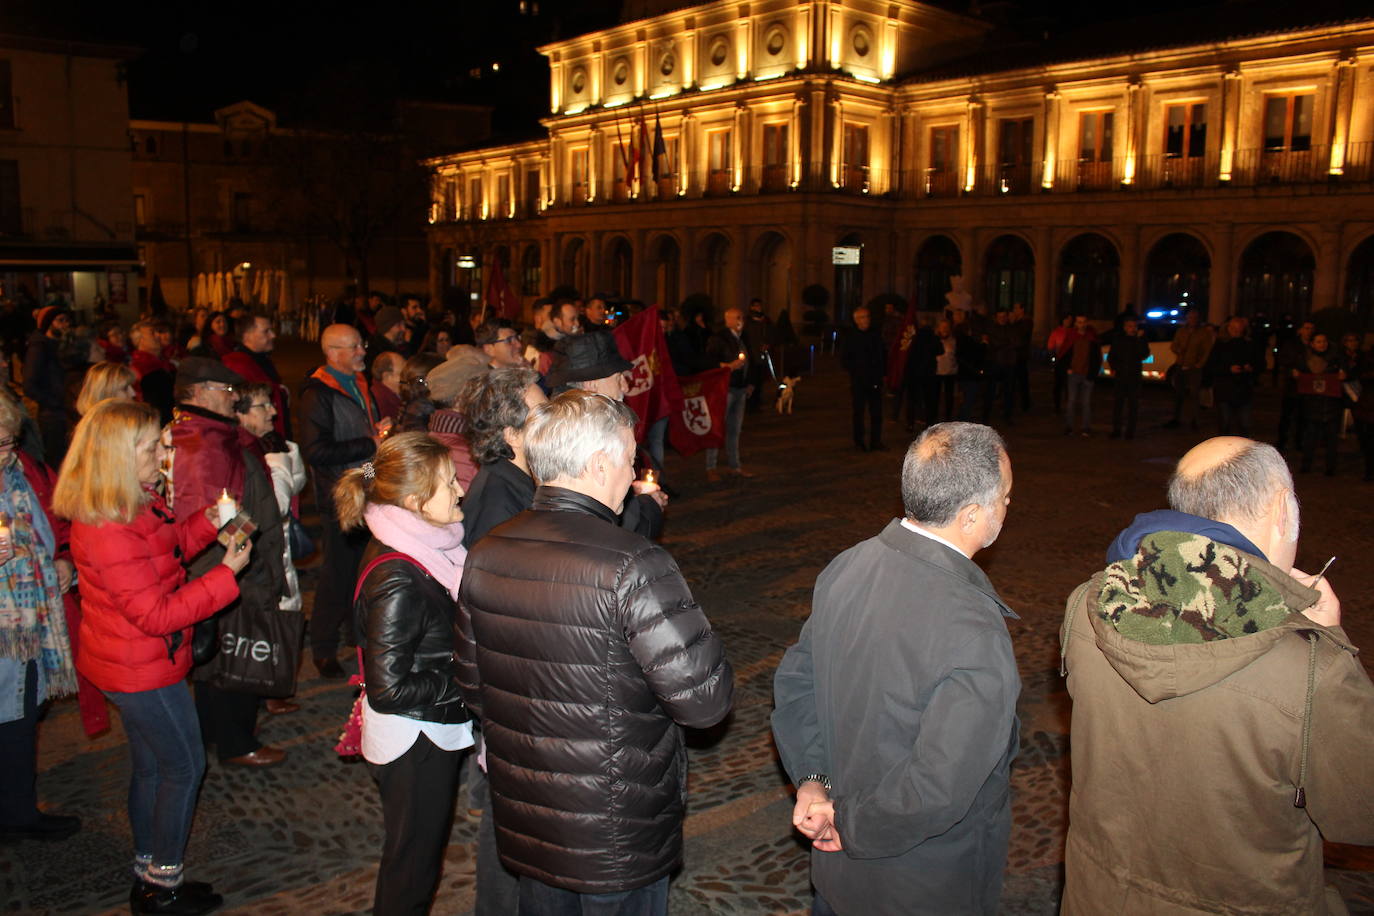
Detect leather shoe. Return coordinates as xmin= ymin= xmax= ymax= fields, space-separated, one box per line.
xmin=705 ymin=468 xmax=721 ymax=483
xmin=223 ymin=746 xmax=286 ymax=768
xmin=131 ymin=879 xmax=223 ymax=914
xmin=0 ymin=812 xmax=80 ymax=842
xmin=265 ymin=699 xmax=300 ymax=715
xmin=314 ymin=656 xmax=346 ymax=679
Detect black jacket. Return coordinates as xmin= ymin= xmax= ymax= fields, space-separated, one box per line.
xmin=840 ymin=326 xmax=886 ymax=385
xmin=706 ymin=327 xmax=749 ymax=388
xmin=23 ymin=332 xmax=65 ymax=411
xmin=461 ymin=458 xmax=664 ymax=551
xmin=355 ymin=539 xmax=469 ymax=724
xmin=1107 ymin=330 xmax=1151 ymax=382
xmin=297 ymin=371 xmax=377 ymax=512
xmin=457 ymin=486 xmax=733 ymax=893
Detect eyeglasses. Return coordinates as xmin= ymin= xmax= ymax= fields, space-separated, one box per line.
xmin=326 ymin=341 xmax=367 ymax=351
xmin=495 ymin=334 xmax=520 ymax=345
xmin=247 ymin=402 xmax=273 ymax=411
xmin=204 ymin=383 xmax=236 ymax=394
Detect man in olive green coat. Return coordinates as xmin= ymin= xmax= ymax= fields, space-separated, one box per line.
xmin=1061 ymin=437 xmax=1374 ymax=914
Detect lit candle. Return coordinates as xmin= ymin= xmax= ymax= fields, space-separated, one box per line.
xmin=216 ymin=489 xmax=237 ymax=527
xmin=737 ymin=350 xmax=746 ymax=361
xmin=639 ymin=468 xmax=660 ymax=494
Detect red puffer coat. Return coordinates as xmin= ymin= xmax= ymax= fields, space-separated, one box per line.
xmin=72 ymin=493 xmax=239 ymax=693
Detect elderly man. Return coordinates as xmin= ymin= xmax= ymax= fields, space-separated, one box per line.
xmin=704 ymin=307 xmax=754 ymax=482
xmin=168 ymin=357 xmax=289 ymax=767
xmin=298 ymin=324 xmax=386 ymax=678
xmin=222 ymin=314 xmax=289 ymax=437
xmin=369 ymin=351 xmax=405 ymax=423
xmin=547 ymin=332 xmax=667 ymax=538
xmin=457 ymin=390 xmax=733 ymax=916
xmin=773 ymin=422 xmax=1020 ymax=915
xmin=1060 ymin=437 xmax=1374 ymax=913
xmin=839 ymin=306 xmax=886 ymax=451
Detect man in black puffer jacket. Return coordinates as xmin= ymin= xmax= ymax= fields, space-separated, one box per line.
xmin=457 ymin=391 xmax=733 ymax=914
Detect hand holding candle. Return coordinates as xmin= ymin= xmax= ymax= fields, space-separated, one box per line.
xmin=637 ymin=468 xmax=660 ymax=495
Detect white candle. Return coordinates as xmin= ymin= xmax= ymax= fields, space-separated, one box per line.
xmin=216 ymin=489 xmax=237 ymax=527
xmin=639 ymin=469 xmax=660 ymax=494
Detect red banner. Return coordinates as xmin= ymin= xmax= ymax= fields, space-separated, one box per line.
xmin=612 ymin=307 xmax=681 ymax=441
xmin=669 ymin=367 xmax=730 ymax=456
xmin=885 ymin=303 xmax=916 ymax=391
xmin=485 ymin=256 xmax=522 ymax=321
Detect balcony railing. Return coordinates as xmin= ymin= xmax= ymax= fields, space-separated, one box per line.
xmin=438 ymin=141 xmax=1372 ymax=221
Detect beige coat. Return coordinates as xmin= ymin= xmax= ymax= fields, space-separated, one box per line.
xmin=1060 ymin=551 xmax=1374 ymax=915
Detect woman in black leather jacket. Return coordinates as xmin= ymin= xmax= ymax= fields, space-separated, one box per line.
xmin=335 ymin=432 xmax=470 ymax=916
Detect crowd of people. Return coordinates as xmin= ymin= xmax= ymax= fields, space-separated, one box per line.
xmin=0 ymin=283 xmax=1371 ymax=916
xmin=843 ymin=302 xmax=1374 ymax=479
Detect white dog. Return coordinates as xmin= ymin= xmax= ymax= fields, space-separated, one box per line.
xmin=775 ymin=375 xmax=801 ymax=414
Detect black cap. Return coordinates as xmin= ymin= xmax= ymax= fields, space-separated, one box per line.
xmin=546 ymin=331 xmax=632 ymax=387
xmin=175 ymin=356 xmax=244 ymax=390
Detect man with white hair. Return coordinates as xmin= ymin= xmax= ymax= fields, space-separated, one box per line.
xmin=772 ymin=422 xmax=1020 ymax=915
xmin=457 ymin=390 xmax=733 ymax=916
xmin=1060 ymin=436 xmax=1374 ymax=913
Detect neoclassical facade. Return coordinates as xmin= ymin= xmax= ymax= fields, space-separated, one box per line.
xmin=426 ymin=0 xmax=1374 ymax=340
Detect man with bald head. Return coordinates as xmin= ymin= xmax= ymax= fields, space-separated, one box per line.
xmin=1060 ymin=437 xmax=1374 ymax=913
xmin=298 ymin=324 xmax=389 ymax=677
xmin=773 ymin=423 xmax=1019 ymax=914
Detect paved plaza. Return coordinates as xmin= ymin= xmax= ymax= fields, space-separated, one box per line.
xmin=4 ymin=350 xmax=1373 ymax=915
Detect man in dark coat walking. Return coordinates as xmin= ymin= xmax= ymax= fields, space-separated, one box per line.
xmin=773 ymin=422 xmax=1020 ymax=915
xmin=839 ymin=306 xmax=886 ymax=450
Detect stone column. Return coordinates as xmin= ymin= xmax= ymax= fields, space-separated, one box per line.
xmin=1313 ymin=224 xmax=1342 ymax=309
xmin=1032 ymin=226 xmax=1055 ymax=341
xmin=1117 ymin=223 xmax=1141 ymax=313
xmin=1208 ymin=223 xmax=1233 ymax=324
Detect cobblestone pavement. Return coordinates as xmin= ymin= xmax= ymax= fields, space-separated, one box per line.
xmin=4 ymin=350 xmax=1373 ymax=915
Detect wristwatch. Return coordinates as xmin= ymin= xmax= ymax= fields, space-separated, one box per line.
xmin=798 ymin=773 xmax=832 ymax=792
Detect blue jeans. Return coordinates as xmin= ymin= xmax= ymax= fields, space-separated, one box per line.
xmin=1064 ymin=374 xmax=1094 ymax=432
xmin=518 ymin=875 xmax=669 ymax=916
xmin=644 ymin=415 xmax=669 ymax=472
xmin=705 ymin=387 xmax=748 ymax=470
xmin=105 ymin=681 xmax=206 ymax=869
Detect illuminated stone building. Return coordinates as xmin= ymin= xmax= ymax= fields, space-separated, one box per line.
xmin=426 ymin=1 xmax=1374 ymax=339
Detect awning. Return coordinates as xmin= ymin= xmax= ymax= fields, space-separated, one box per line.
xmin=0 ymin=243 xmax=140 ymax=271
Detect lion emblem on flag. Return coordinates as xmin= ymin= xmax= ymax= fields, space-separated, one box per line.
xmin=682 ymin=396 xmax=712 ymax=435
xmin=625 ymin=353 xmax=654 ymax=397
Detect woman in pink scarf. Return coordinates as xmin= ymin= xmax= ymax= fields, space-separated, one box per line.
xmin=334 ymin=432 xmax=471 ymax=916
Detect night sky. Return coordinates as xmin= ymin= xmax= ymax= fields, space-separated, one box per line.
xmin=2 ymin=0 xmax=1362 ymax=136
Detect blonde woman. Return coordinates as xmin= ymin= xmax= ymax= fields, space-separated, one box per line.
xmin=74 ymin=361 xmax=138 ymax=417
xmin=53 ymin=399 xmax=251 ymax=916
xmin=335 ymin=431 xmax=470 ymax=916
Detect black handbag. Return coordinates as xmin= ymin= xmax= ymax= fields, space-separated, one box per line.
xmin=204 ymin=602 xmax=305 ymax=697
xmin=191 ymin=614 xmax=220 ymax=666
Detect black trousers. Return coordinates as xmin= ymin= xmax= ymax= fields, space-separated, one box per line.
xmin=1112 ymin=381 xmax=1142 ymax=438
xmin=370 ymin=734 xmax=463 ymax=916
xmin=1015 ymin=358 xmax=1031 ymax=410
xmin=1276 ymin=391 xmax=1305 ymax=451
xmin=311 ymin=509 xmax=366 ymax=658
xmin=850 ymin=378 xmax=884 ymax=447
xmin=193 ymin=681 xmax=261 ymax=760
xmin=982 ymin=366 xmax=1016 ymax=423
xmin=0 ymin=661 xmax=40 ymax=826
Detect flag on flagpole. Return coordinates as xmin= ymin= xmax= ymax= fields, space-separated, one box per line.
xmin=612 ymin=306 xmax=681 ymax=442
xmin=638 ymin=113 xmax=652 ymax=193
xmin=614 ymin=115 xmax=632 ymax=186
xmin=652 ymin=111 xmax=670 ymax=182
xmin=485 ymin=255 xmax=522 ymax=321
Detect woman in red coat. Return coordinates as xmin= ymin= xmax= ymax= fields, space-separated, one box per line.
xmin=53 ymin=399 xmax=251 ymax=916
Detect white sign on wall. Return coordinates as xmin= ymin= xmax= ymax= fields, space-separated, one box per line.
xmin=832 ymin=246 xmax=861 ymax=266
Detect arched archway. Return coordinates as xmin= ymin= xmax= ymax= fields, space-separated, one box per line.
xmin=914 ymin=235 xmax=961 ymax=313
xmin=1144 ymin=233 xmax=1210 ymax=323
xmin=983 ymin=235 xmax=1034 ymax=313
xmin=520 ymin=244 xmax=542 ymax=297
xmin=1344 ymin=234 xmax=1374 ymax=331
xmin=604 ymin=236 xmax=633 ymax=298
xmin=1057 ymin=233 xmax=1120 ymax=320
xmin=1236 ymin=231 xmax=1315 ymax=320
xmin=752 ymin=231 xmax=793 ymax=315
xmin=698 ymin=232 xmax=731 ymax=307
xmin=560 ymin=237 xmax=589 ymax=296
xmin=648 ymin=235 xmax=681 ymax=308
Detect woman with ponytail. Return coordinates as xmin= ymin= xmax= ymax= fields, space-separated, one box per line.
xmin=335 ymin=431 xmax=471 ymax=916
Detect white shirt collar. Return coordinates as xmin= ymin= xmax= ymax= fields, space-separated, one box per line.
xmin=900 ymin=517 xmax=969 ymax=559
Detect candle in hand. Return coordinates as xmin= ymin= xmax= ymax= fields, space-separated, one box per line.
xmin=639 ymin=468 xmax=660 ymax=494
xmin=216 ymin=489 xmax=237 ymax=528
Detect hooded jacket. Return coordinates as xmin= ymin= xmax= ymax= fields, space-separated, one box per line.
xmin=1060 ymin=512 xmax=1374 ymax=914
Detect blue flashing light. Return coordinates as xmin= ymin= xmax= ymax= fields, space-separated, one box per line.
xmin=1146 ymin=310 xmax=1166 ymax=319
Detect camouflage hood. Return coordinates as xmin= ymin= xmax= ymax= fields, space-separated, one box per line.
xmin=1090 ymin=531 xmax=1322 ymax=702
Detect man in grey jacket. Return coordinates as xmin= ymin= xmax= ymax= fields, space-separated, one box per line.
xmin=772 ymin=422 xmax=1020 ymax=915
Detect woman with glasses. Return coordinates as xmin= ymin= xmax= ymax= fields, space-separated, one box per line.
xmin=54 ymin=399 xmax=251 ymax=915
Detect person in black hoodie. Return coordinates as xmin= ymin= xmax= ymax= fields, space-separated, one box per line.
xmin=840 ymin=307 xmax=886 ymax=451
